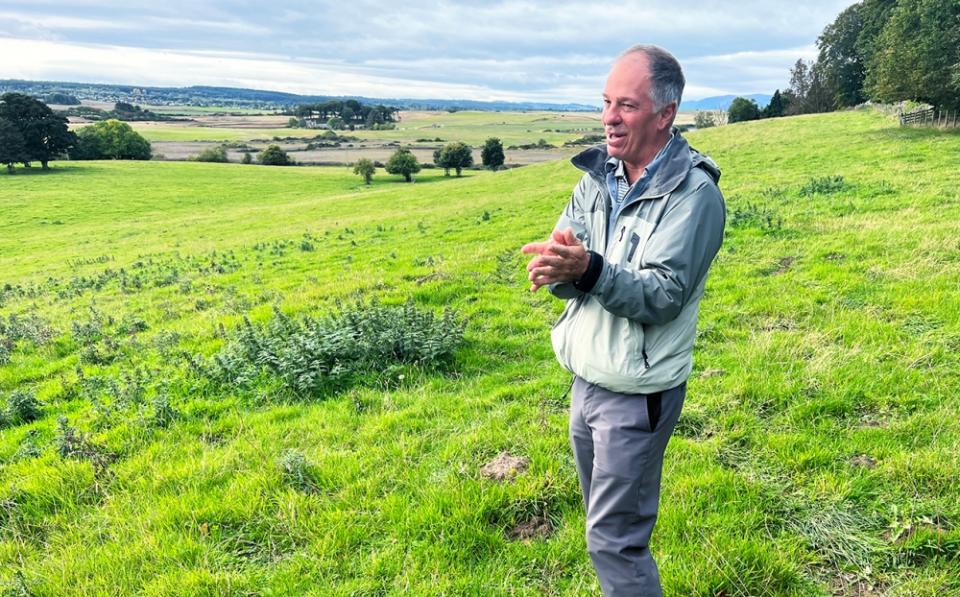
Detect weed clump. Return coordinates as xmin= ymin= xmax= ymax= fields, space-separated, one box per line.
xmin=277 ymin=449 xmax=318 ymax=493
xmin=799 ymin=175 xmax=848 ymax=196
xmin=729 ymin=202 xmax=783 ymax=231
xmin=0 ymin=312 xmax=56 ymax=347
xmin=209 ymin=300 xmax=465 ymax=398
xmin=55 ymin=416 xmax=116 ymax=487
xmin=1 ymin=390 xmax=43 ymax=428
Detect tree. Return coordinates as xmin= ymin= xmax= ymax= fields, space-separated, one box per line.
xmin=0 ymin=93 xmax=76 ymax=168
xmin=817 ymin=3 xmax=867 ymax=108
xmin=365 ymin=109 xmax=384 ymax=128
xmin=727 ymin=97 xmax=761 ymax=123
xmin=762 ymin=90 xmax=787 ymax=118
xmin=192 ymin=145 xmax=229 ymax=162
xmin=865 ymin=0 xmax=960 ymax=110
xmin=434 ymin=142 xmax=473 ymax=176
xmin=353 ymin=158 xmax=375 ymax=184
xmin=385 ymin=148 xmax=420 ymax=182
xmin=45 ymin=93 xmax=80 ymax=105
xmin=0 ymin=118 xmax=26 ymax=174
xmin=481 ymin=137 xmax=505 ymax=169
xmin=786 ymin=60 xmax=833 ymax=115
xmin=693 ymin=111 xmax=716 ymax=128
xmin=287 ymin=117 xmax=301 ymax=128
xmin=241 ymin=151 xmax=253 ymax=165
xmin=69 ymin=119 xmax=151 ymax=160
xmin=257 ymin=144 xmax=291 ymax=166
xmin=327 ymin=116 xmax=345 ymax=130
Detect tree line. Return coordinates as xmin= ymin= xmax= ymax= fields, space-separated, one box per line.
xmin=291 ymin=100 xmax=399 ymax=129
xmin=352 ymin=138 xmax=505 ymax=185
xmin=714 ymin=0 xmax=959 ymax=126
xmin=0 ymin=93 xmax=159 ymax=172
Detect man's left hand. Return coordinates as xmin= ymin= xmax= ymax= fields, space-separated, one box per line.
xmin=521 ymin=227 xmax=590 ymax=292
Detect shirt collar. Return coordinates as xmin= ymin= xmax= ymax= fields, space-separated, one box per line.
xmin=604 ymin=131 xmax=676 ymax=180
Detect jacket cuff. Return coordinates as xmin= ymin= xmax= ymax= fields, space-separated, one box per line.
xmin=573 ymin=251 xmax=603 ymax=293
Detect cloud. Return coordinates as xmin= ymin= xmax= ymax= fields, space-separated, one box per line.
xmin=0 ymin=1 xmax=855 ymax=102
xmin=0 ymin=37 xmax=553 ymax=102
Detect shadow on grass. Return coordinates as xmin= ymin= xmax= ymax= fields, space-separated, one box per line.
xmin=2 ymin=163 xmax=101 ymax=177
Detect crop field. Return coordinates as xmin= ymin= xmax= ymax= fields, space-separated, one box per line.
xmin=2 ymin=109 xmax=959 ymax=595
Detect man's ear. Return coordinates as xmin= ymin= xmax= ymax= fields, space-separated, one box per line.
xmin=658 ymin=102 xmax=677 ymax=131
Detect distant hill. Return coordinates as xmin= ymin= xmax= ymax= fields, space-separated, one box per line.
xmin=0 ymin=79 xmax=598 ymax=112
xmin=680 ymin=94 xmax=773 ymax=112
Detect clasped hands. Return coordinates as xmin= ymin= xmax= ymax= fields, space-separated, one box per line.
xmin=521 ymin=227 xmax=590 ymax=292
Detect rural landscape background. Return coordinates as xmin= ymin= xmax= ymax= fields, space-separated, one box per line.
xmin=2 ymin=0 xmax=960 ymax=595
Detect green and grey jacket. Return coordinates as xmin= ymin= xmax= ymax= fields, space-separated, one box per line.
xmin=549 ymin=132 xmax=725 ymax=394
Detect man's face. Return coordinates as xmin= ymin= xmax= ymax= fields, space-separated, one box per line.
xmin=602 ymin=55 xmax=671 ymax=167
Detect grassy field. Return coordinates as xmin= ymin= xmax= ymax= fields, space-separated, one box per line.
xmin=2 ymin=109 xmax=959 ymax=595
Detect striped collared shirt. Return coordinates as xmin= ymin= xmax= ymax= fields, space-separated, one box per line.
xmin=603 ymin=133 xmax=675 ymax=242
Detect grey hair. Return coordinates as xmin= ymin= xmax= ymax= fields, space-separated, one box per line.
xmin=618 ymin=44 xmax=685 ymax=113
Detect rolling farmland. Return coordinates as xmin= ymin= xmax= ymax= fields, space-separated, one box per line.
xmin=2 ymin=109 xmax=959 ymax=595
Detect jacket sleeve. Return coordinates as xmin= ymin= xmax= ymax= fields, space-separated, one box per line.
xmin=587 ymin=178 xmax=725 ymax=324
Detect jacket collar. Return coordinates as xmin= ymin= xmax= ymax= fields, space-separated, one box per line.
xmin=571 ymin=128 xmax=720 ymax=199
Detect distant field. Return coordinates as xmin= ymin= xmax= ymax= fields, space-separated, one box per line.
xmin=72 ymin=110 xmax=695 ymax=166
xmin=142 ymin=105 xmax=280 ymax=116
xmin=69 ymin=110 xmax=606 ymax=146
xmin=3 ymin=110 xmax=959 ymax=595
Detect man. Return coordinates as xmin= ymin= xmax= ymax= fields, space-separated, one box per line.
xmin=521 ymin=45 xmax=725 ymax=596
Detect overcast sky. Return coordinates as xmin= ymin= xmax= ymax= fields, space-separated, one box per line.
xmin=0 ymin=1 xmax=854 ymax=105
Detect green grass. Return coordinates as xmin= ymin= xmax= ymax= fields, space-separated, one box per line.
xmin=2 ymin=108 xmax=960 ymax=595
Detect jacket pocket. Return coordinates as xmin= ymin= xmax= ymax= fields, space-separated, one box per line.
xmin=640 ymin=323 xmax=650 ymax=370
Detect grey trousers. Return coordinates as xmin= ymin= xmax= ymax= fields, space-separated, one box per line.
xmin=569 ymin=376 xmax=687 ymax=597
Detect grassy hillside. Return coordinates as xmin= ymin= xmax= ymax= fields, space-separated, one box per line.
xmin=2 ymin=109 xmax=959 ymax=595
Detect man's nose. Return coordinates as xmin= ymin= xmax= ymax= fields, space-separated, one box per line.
xmin=603 ymin=105 xmax=620 ymax=126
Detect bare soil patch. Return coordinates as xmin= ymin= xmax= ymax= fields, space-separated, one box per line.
xmin=508 ymin=515 xmax=553 ymax=541
xmin=480 ymin=452 xmax=530 ymax=481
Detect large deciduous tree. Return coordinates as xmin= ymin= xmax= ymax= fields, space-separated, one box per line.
xmin=70 ymin=119 xmax=151 ymax=160
xmin=866 ymin=0 xmax=960 ymax=110
xmin=0 ymin=118 xmax=26 ymax=174
xmin=434 ymin=142 xmax=473 ymax=177
xmin=817 ymin=3 xmax=867 ymax=108
xmin=0 ymin=92 xmax=76 ymax=169
xmin=385 ymin=148 xmax=420 ymax=182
